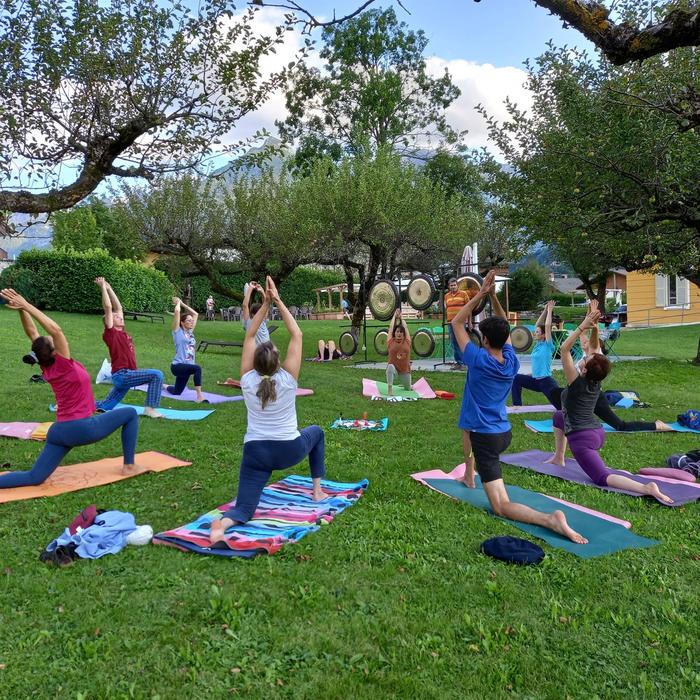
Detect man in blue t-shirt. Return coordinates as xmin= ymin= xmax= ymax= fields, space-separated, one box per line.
xmin=511 ymin=299 xmax=560 ymax=406
xmin=451 ymin=271 xmax=587 ymax=545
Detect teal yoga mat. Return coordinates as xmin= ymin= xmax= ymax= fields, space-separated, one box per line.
xmin=524 ymin=418 xmax=699 ymax=434
xmin=115 ymin=403 xmax=214 ymax=421
xmin=423 ymin=477 xmax=658 ymax=559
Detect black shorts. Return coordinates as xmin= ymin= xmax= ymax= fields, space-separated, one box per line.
xmin=469 ymin=430 xmax=512 ymax=483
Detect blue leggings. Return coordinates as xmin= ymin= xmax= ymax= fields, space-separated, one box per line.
xmin=0 ymin=407 xmax=139 ymax=488
xmin=96 ymin=368 xmax=164 ymax=410
xmin=511 ymin=374 xmax=560 ymax=406
xmin=223 ymin=425 xmax=326 ymax=523
xmin=167 ymin=363 xmax=202 ymax=395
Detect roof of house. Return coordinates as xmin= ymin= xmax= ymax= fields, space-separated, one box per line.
xmin=550 ymin=277 xmax=584 ymax=294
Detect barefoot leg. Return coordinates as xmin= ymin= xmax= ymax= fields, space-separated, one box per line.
xmin=311 ymin=476 xmax=326 ymax=501
xmin=209 ymin=517 xmax=235 ymax=545
xmin=607 ymin=474 xmax=673 ymax=504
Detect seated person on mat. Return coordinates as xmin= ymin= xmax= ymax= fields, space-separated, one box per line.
xmin=166 ymin=297 xmax=207 ymax=402
xmin=511 ymin=299 xmax=559 ymax=406
xmin=386 ymin=308 xmax=411 ymax=396
xmin=549 ymin=301 xmax=671 ymax=432
xmin=0 ymin=289 xmax=143 ymax=488
xmin=209 ymin=277 xmax=327 ymax=544
xmin=452 ymin=271 xmax=588 ymax=544
xmin=242 ymin=280 xmax=269 ymax=346
xmin=546 ymin=307 xmax=672 ymax=503
xmin=94 ymin=277 xmax=164 ymax=418
xmin=317 ymin=339 xmax=343 ymax=361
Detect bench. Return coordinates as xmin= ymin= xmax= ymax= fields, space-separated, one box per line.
xmin=124 ymin=310 xmax=165 ymax=324
xmin=197 ymin=324 xmax=278 ymax=353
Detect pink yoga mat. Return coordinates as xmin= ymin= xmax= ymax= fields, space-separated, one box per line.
xmin=411 ymin=463 xmax=632 ymax=528
xmin=0 ymin=422 xmax=42 ymax=440
xmin=362 ymin=377 xmax=436 ymax=399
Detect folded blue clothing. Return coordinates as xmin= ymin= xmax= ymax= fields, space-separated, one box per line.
xmin=47 ymin=510 xmax=137 ymax=559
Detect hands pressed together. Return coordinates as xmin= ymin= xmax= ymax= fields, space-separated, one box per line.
xmin=0 ymin=288 xmax=28 ymax=310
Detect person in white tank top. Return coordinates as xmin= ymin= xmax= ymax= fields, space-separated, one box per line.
xmin=209 ymin=277 xmax=327 ymax=545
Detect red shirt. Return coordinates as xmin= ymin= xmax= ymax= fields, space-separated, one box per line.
xmin=388 ymin=337 xmax=411 ymax=374
xmin=42 ymin=355 xmax=96 ymax=422
xmin=103 ymin=326 xmax=137 ymax=372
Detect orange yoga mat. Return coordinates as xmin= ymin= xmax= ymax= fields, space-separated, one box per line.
xmin=0 ymin=451 xmax=192 ymax=504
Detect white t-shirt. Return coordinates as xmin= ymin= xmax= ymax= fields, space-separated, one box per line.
xmin=240 ymin=367 xmax=300 ymax=443
xmin=242 ymin=317 xmax=270 ymax=346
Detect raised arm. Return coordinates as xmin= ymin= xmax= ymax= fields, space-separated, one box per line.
xmin=241 ymin=281 xmax=258 ymax=323
xmin=451 ymin=270 xmax=497 ymax=352
xmin=95 ymin=277 xmax=113 ymax=328
xmin=172 ymin=297 xmax=181 ymax=332
xmin=105 ymin=281 xmax=123 ymax=315
xmin=179 ymin=299 xmax=198 ymax=327
xmin=544 ymin=300 xmax=554 ymax=342
xmin=265 ymin=277 xmax=303 ymax=380
xmin=560 ymin=308 xmax=601 ymax=383
xmin=1 ymin=289 xmax=70 ymax=358
xmin=240 ymin=294 xmax=271 ymax=376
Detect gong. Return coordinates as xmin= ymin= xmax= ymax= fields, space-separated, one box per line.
xmin=368 ymin=279 xmax=400 ymax=321
xmin=338 ymin=331 xmax=358 ymax=357
xmin=412 ymin=328 xmax=435 ymax=357
xmin=406 ymin=274 xmax=436 ymax=311
xmin=456 ymin=272 xmax=488 ymax=315
xmin=374 ymin=329 xmax=389 ymax=356
xmin=510 ymin=325 xmax=533 ymax=353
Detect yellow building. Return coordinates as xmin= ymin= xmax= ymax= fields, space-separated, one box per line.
xmin=627 ymin=271 xmax=700 ymax=327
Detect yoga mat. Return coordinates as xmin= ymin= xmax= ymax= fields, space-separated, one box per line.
xmin=134 ymin=385 xmax=243 ymax=404
xmin=0 ymin=422 xmax=49 ymax=441
xmin=0 ymin=451 xmax=191 ymax=504
xmin=507 ymin=404 xmax=555 ymax=414
xmin=500 ymin=450 xmax=700 ymax=507
xmin=411 ymin=464 xmax=631 ymax=528
xmin=331 ymin=417 xmax=388 ymax=431
xmin=217 ymin=379 xmax=314 ymax=397
xmin=153 ymin=475 xmax=368 ymax=558
xmin=420 ymin=476 xmax=657 ymax=559
xmin=524 ymin=418 xmax=700 ymax=434
xmin=362 ymin=377 xmax=435 ymax=400
xmin=114 ymin=403 xmax=214 ymax=421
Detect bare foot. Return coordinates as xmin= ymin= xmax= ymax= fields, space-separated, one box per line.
xmin=209 ymin=519 xmax=226 ymax=545
xmin=546 ymin=510 xmax=588 ymax=544
xmin=122 ymin=463 xmax=151 ymax=476
xmin=544 ymin=454 xmax=566 ymax=467
xmin=312 ymin=487 xmax=326 ymax=502
xmin=195 ymin=396 xmax=209 ymax=404
xmin=143 ymin=408 xmax=164 ymax=418
xmin=459 ymin=475 xmax=476 ymax=488
xmin=655 ymin=420 xmax=674 ymax=432
xmin=645 ymin=482 xmax=673 ymax=504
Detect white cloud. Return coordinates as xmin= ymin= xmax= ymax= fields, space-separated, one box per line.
xmin=426 ymin=57 xmax=532 ymax=152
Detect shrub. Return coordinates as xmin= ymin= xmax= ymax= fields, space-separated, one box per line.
xmin=2 ymin=249 xmax=173 ymax=313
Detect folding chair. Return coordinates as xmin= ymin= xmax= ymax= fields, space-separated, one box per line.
xmin=601 ymin=321 xmax=621 ymax=360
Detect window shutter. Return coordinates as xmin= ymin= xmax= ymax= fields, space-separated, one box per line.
xmin=678 ymin=277 xmax=690 ymax=306
xmin=655 ymin=275 xmax=667 ymax=307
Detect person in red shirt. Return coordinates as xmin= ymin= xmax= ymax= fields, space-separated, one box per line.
xmin=94 ymin=277 xmax=164 ymax=417
xmin=0 ymin=289 xmax=143 ymax=488
xmin=386 ymin=308 xmax=412 ymax=396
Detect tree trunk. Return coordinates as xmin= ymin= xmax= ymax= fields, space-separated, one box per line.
xmin=350 ymin=253 xmax=381 ymax=335
xmin=691 ymin=334 xmax=700 ymax=365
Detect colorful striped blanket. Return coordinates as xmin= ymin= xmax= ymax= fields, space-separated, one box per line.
xmin=153 ymin=475 xmax=369 ymax=558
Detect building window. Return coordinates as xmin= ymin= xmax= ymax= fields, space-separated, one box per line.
xmin=668 ymin=276 xmax=677 ymax=306
xmin=655 ymin=274 xmax=689 ymax=308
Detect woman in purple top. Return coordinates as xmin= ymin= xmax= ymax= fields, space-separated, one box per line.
xmin=166 ymin=297 xmax=206 ymax=403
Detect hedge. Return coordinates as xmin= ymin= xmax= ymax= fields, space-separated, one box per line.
xmin=0 ymin=249 xmax=173 ymax=313
xmin=184 ymin=266 xmax=345 ymax=312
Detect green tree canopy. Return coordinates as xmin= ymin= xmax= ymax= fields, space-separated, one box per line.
xmin=277 ymin=7 xmax=462 ymax=155
xmin=52 ymin=208 xmax=103 ymax=252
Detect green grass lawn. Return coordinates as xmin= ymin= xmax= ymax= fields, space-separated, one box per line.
xmin=1 ymin=313 xmax=700 ymax=698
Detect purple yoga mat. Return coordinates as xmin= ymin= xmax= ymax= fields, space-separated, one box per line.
xmin=134 ymin=385 xmax=243 ymax=404
xmin=501 ymin=450 xmax=700 ymax=507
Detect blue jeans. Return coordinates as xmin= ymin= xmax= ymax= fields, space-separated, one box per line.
xmin=511 ymin=374 xmax=560 ymax=406
xmin=0 ymin=407 xmax=139 ymax=488
xmin=168 ymin=363 xmax=202 ymax=395
xmin=97 ymin=368 xmax=164 ymax=410
xmin=223 ymin=426 xmax=326 ymax=523
xmin=448 ymin=325 xmax=463 ymax=365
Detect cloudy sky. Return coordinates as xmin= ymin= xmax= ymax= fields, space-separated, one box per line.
xmin=226 ymin=0 xmax=592 ymax=153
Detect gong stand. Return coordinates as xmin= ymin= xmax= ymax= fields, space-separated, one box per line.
xmin=432 ymin=267 xmax=489 ymax=370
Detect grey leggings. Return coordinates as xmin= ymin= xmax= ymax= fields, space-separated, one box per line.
xmin=386 ymin=364 xmax=411 ymax=390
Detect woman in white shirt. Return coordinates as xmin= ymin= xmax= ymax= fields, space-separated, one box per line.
xmin=209 ymin=277 xmax=326 ymax=544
